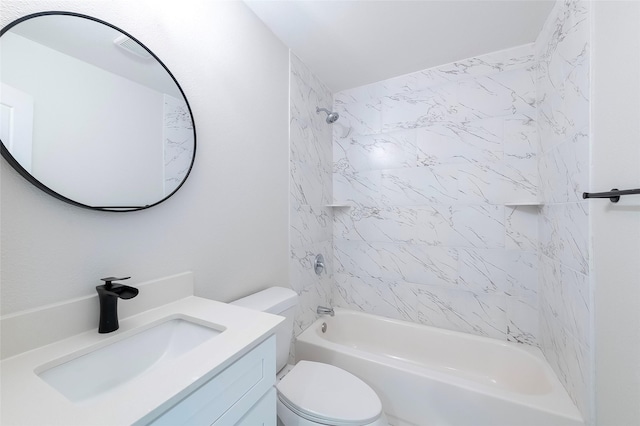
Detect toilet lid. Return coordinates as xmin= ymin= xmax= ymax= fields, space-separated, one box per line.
xmin=276 ymin=361 xmax=382 ymax=425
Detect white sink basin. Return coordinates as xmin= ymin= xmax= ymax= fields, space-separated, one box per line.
xmin=37 ymin=318 xmax=223 ymax=402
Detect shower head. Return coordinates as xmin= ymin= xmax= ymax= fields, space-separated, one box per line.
xmin=316 ymin=107 xmax=339 ymax=124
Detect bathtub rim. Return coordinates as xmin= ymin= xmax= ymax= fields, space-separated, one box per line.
xmin=297 ymin=308 xmax=583 ymax=423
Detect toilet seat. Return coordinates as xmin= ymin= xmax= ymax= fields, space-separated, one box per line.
xmin=276 ymin=361 xmax=382 ymax=426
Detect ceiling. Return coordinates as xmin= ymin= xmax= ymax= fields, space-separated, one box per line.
xmin=245 ymin=0 xmax=555 ymax=92
xmin=10 ymin=14 xmax=181 ymax=97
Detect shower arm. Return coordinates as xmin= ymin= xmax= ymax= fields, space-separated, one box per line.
xmin=315 ymin=106 xmax=339 ymax=124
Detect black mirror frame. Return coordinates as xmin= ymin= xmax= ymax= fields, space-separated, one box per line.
xmin=0 ymin=11 xmax=197 ymax=212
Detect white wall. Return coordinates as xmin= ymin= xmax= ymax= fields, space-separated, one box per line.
xmin=591 ymin=2 xmax=640 ymax=425
xmin=0 ymin=0 xmax=290 ymax=314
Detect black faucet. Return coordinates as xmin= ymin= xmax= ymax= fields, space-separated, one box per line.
xmin=96 ymin=276 xmax=138 ymax=333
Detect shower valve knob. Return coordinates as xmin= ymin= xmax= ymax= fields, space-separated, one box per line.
xmin=314 ymin=254 xmax=325 ymax=275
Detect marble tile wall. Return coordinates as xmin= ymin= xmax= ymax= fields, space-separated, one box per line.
xmin=535 ymin=0 xmax=592 ymax=421
xmin=289 ymin=53 xmax=334 ymax=339
xmin=332 ymin=45 xmax=540 ymax=345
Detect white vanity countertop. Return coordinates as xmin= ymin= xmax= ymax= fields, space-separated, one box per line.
xmin=0 ymin=296 xmax=283 ymax=425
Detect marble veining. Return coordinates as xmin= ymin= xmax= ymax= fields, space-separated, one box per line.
xmin=506 ymin=206 xmax=539 ymax=251
xmin=290 ymin=4 xmax=592 ymax=420
xmin=415 ymin=285 xmax=507 ymax=340
xmin=536 ymin=0 xmax=592 ymax=421
xmin=289 ymin=53 xmax=334 ymax=345
xmin=333 ymin=44 xmax=539 ymax=345
xmin=417 ymin=119 xmax=503 ymax=167
xmin=163 ymin=94 xmax=194 ymax=195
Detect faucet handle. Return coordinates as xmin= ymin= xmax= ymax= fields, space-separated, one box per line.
xmin=100 ymin=276 xmax=131 ymax=287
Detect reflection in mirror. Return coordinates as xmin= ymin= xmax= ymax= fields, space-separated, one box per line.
xmin=0 ymin=12 xmax=196 ymax=211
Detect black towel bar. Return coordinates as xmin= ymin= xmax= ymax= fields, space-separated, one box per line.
xmin=582 ymin=188 xmax=640 ymax=203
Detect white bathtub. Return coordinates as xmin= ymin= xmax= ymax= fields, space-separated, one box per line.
xmin=295 ymin=309 xmax=584 ymax=426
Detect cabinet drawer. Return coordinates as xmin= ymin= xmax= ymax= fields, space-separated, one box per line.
xmin=149 ymin=335 xmax=275 ymax=426
xmin=233 ymin=387 xmax=276 ymax=426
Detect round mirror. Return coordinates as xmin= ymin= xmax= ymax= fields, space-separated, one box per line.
xmin=0 ymin=12 xmax=196 ymax=211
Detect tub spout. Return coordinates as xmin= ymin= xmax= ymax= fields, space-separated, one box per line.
xmin=317 ymin=306 xmax=334 ymax=317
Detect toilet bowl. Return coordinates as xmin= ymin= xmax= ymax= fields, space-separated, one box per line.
xmin=231 ymin=287 xmax=388 ymax=426
xmin=276 ymin=361 xmax=387 ymax=426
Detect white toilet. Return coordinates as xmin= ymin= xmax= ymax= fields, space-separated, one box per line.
xmin=232 ymin=287 xmax=388 ymax=426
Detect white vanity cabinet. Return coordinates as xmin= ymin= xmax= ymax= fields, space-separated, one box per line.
xmin=148 ymin=335 xmax=276 ymax=426
xmin=1 ymin=289 xmax=283 ymax=426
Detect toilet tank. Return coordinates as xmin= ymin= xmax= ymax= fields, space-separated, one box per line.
xmin=231 ymin=287 xmax=297 ymax=372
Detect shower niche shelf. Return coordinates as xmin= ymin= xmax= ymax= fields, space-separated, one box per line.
xmin=504 ymin=202 xmax=544 ymax=207
xmin=325 ymin=204 xmax=351 ymax=208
